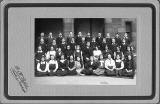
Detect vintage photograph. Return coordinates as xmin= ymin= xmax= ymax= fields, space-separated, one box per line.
xmin=34 ymin=18 xmax=137 ymax=81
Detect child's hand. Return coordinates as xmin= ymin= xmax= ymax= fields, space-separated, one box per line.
xmin=116 ymin=68 xmax=120 ymax=70
xmin=89 ymin=68 xmax=92 ymax=70
xmin=111 ymin=69 xmax=114 ymax=71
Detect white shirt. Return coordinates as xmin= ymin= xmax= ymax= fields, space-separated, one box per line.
xmin=75 ymin=61 xmax=82 ymax=69
xmin=105 ymin=59 xmax=116 ymax=70
xmin=37 ymin=61 xmax=47 ymax=72
xmin=93 ymin=50 xmax=102 ymax=57
xmin=46 ymin=51 xmax=56 ymax=59
xmin=99 ymin=60 xmax=105 ymax=68
xmin=115 ymin=59 xmax=124 ymax=70
xmin=47 ymin=60 xmax=58 ymax=72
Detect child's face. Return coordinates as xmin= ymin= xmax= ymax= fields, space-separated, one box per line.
xmin=128 ymin=55 xmax=132 ymax=60
xmin=100 ymin=55 xmax=103 ymax=60
xmin=40 ymin=39 xmax=44 ymax=44
xmin=98 ymin=33 xmax=101 ymax=37
xmin=92 ymin=38 xmax=95 ymax=41
xmin=58 ymin=48 xmax=61 ymax=52
xmin=122 ymin=39 xmax=126 ymax=43
xmin=82 ymin=37 xmax=85 ymax=41
xmin=105 ymin=45 xmax=108 ymax=50
xmin=106 ymin=33 xmax=110 ymax=37
xmin=59 ymin=33 xmax=62 ymax=37
xmin=70 ymin=56 xmax=73 ymax=60
xmin=116 ymin=34 xmax=119 ymax=38
xmin=87 ymin=42 xmax=90 ymax=46
xmin=49 ymin=32 xmax=52 ymax=37
xmin=61 ymin=55 xmax=64 ymax=60
xmin=78 ymin=32 xmax=82 ymax=36
xmin=112 ymin=39 xmax=115 ymax=43
xmin=40 ymin=32 xmax=44 ymax=37
xmin=95 ymin=47 xmax=98 ymax=50
xmin=103 ymin=38 xmax=106 ymax=43
xmin=124 ymin=33 xmax=128 ymax=37
xmin=51 ymin=56 xmax=54 ymax=60
xmin=108 ymin=54 xmax=111 ymax=59
xmin=127 ymin=47 xmax=131 ymax=51
xmin=116 ymin=55 xmax=120 ymax=60
xmin=62 ymin=38 xmax=65 ymax=43
xmin=76 ymin=45 xmax=80 ymax=50
xmin=117 ymin=47 xmax=120 ymax=51
xmin=77 ymin=57 xmax=80 ymax=61
xmin=53 ymin=40 xmax=56 ymax=44
xmin=69 ymin=32 xmax=73 ymax=36
xmin=131 ymin=46 xmax=134 ymax=51
xmin=90 ymin=56 xmax=94 ymax=61
xmin=67 ymin=46 xmax=70 ymax=50
xmin=41 ymin=57 xmax=45 ymax=61
xmin=50 ymin=47 xmax=54 ymax=51
xmin=38 ymin=46 xmax=42 ymax=50
xmin=87 ymin=33 xmax=90 ymax=37
xmin=71 ymin=38 xmax=75 ymax=42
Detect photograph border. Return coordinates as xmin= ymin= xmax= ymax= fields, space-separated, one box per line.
xmin=4 ymin=3 xmax=156 ymax=100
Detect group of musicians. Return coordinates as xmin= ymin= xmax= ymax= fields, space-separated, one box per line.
xmin=35 ymin=31 xmax=136 ymax=78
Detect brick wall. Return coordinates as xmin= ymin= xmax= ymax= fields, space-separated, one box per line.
xmin=59 ymin=18 xmax=137 ymax=47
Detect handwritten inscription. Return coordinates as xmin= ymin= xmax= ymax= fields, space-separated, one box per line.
xmin=10 ymin=65 xmax=29 ymax=93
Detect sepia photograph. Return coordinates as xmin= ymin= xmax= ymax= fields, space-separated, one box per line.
xmin=34 ymin=18 xmax=137 ymax=85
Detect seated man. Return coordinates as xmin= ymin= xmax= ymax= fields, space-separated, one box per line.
xmin=36 ymin=56 xmax=48 ymax=76
xmin=104 ymin=54 xmax=116 ymax=76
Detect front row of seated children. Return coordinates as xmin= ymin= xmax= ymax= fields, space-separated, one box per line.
xmin=36 ymin=54 xmax=135 ymax=78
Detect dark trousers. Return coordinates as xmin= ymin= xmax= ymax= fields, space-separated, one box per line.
xmin=68 ymin=69 xmax=77 ymax=75
xmin=81 ymin=69 xmax=93 ymax=75
xmin=105 ymin=69 xmax=116 ymax=76
xmin=115 ymin=69 xmax=123 ymax=76
xmin=122 ymin=69 xmax=135 ymax=78
xmin=48 ymin=71 xmax=57 ymax=76
xmin=93 ymin=68 xmax=105 ymax=76
xmin=35 ymin=71 xmax=48 ymax=76
xmin=56 ymin=69 xmax=68 ymax=76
